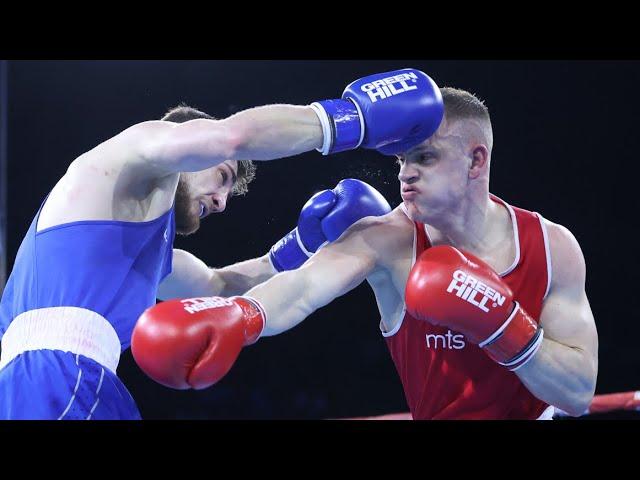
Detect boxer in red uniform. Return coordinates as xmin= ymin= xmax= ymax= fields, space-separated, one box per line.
xmin=133 ymin=87 xmax=598 ymax=419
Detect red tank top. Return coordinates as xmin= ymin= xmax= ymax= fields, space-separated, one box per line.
xmin=383 ymin=195 xmax=553 ymax=419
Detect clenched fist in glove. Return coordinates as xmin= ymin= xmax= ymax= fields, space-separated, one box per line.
xmin=131 ymin=296 xmax=266 ymax=389
xmin=310 ymin=68 xmax=443 ymax=156
xmin=405 ymin=246 xmax=544 ymax=371
xmin=269 ymin=178 xmax=391 ymax=271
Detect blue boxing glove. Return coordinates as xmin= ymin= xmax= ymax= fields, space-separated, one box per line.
xmin=310 ymin=68 xmax=444 ymax=156
xmin=269 ymin=179 xmax=391 ymax=272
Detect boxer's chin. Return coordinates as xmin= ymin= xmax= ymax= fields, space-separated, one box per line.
xmin=402 ymin=200 xmax=424 ymax=222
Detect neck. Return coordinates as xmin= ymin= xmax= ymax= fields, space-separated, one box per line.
xmin=428 ymin=190 xmax=509 ymax=256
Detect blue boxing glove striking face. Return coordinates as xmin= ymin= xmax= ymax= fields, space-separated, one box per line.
xmin=310 ymin=68 xmax=444 ymax=156
xmin=269 ymin=179 xmax=391 ymax=272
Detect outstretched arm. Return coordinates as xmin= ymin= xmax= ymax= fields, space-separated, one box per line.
xmin=157 ymin=249 xmax=277 ymax=300
xmin=132 ymin=216 xmax=394 ymax=390
xmin=129 ymin=105 xmax=323 ymax=175
xmin=247 ymin=218 xmax=385 ymax=336
xmin=157 ymin=178 xmax=391 ymax=300
xmin=98 ymin=68 xmax=444 ymax=178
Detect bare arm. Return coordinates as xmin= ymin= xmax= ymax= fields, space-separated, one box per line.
xmin=515 ymin=222 xmax=599 ymax=416
xmin=157 ymin=249 xmax=278 ymax=300
xmin=131 ymin=105 xmax=323 ymax=175
xmin=245 ymin=218 xmax=391 ymax=336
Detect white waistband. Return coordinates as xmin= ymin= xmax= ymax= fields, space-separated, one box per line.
xmin=0 ymin=307 xmax=121 ymax=373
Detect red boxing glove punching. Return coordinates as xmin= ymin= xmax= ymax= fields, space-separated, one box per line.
xmin=131 ymin=296 xmax=266 ymax=389
xmin=405 ymin=246 xmax=544 ymax=371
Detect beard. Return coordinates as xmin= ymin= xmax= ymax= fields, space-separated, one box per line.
xmin=174 ymin=175 xmax=200 ymax=236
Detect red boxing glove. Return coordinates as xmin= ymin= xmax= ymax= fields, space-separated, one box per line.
xmin=131 ymin=296 xmax=265 ymax=389
xmin=405 ymin=246 xmax=544 ymax=371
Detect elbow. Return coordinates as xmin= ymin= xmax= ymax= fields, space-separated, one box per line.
xmin=218 ymin=119 xmax=252 ymax=159
xmin=169 ymin=118 xmax=250 ymax=164
xmin=560 ymin=348 xmax=598 ymax=417
xmin=560 ymin=394 xmax=592 ymax=417
xmin=557 ymin=379 xmax=596 ymax=417
xmin=222 ymin=129 xmax=247 ymax=159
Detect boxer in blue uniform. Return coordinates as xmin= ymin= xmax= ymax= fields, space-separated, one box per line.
xmin=0 ymin=69 xmax=444 ymax=419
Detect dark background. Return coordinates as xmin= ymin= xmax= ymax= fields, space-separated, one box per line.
xmin=3 ymin=60 xmax=638 ymax=419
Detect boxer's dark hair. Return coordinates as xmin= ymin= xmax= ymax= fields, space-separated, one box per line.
xmin=161 ymin=103 xmax=256 ymax=196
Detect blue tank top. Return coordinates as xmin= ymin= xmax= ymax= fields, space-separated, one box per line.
xmin=0 ymin=197 xmax=175 ymax=350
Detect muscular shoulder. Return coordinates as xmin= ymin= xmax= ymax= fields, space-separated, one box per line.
xmin=68 ymin=121 xmax=178 ymax=190
xmin=71 ymin=120 xmax=172 ymax=168
xmin=337 ymin=206 xmax=413 ymax=259
xmin=544 ymin=219 xmax=586 ymax=293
